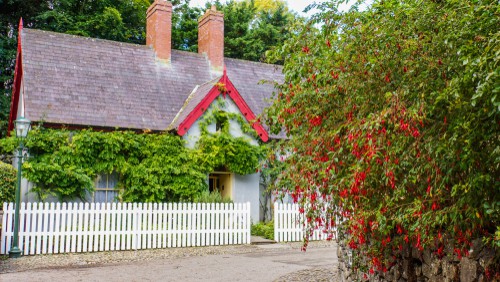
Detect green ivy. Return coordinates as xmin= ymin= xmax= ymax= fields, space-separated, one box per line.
xmin=0 ymin=99 xmax=266 ymax=202
xmin=194 ymin=98 xmax=265 ymax=175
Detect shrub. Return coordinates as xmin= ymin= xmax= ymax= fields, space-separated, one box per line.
xmin=266 ymin=0 xmax=499 ymax=272
xmin=251 ymin=221 xmax=274 ymax=240
xmin=0 ymin=161 xmax=16 ymax=210
xmin=193 ymin=190 xmax=233 ymax=204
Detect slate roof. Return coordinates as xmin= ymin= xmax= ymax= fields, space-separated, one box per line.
xmin=168 ymin=77 xmax=221 ymax=131
xmin=20 ymin=28 xmax=283 ymax=133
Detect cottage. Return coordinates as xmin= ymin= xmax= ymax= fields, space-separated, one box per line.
xmin=8 ymin=0 xmax=283 ymax=221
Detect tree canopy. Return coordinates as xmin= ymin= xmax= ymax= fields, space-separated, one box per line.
xmin=266 ymin=0 xmax=499 ymax=273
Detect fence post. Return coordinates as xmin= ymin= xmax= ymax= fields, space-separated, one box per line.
xmin=274 ymin=202 xmax=278 ymax=242
xmin=132 ymin=202 xmax=138 ymax=250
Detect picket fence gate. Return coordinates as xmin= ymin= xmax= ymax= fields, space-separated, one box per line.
xmin=1 ymin=202 xmax=251 ymax=255
xmin=274 ymin=202 xmax=337 ymax=242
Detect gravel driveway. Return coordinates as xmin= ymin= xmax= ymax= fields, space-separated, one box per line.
xmin=0 ymin=241 xmax=338 ymax=281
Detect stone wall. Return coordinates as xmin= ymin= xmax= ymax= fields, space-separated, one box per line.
xmin=338 ymin=237 xmax=498 ymax=282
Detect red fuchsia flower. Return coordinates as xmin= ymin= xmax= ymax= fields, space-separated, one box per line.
xmin=385 ymin=73 xmax=391 ymax=83
xmin=358 ymin=234 xmax=366 ymax=245
xmin=404 ymin=66 xmax=408 ymax=72
xmin=339 ymin=189 xmax=348 ymax=198
xmin=309 ymin=116 xmax=322 ymax=127
xmin=348 ymin=239 xmax=358 ymax=249
xmin=397 ymin=225 xmax=403 ymax=235
xmin=432 ymin=202 xmax=439 ymax=211
xmin=427 ymin=185 xmax=432 ymax=194
xmin=326 ymin=39 xmax=331 ymax=48
xmin=348 ymin=133 xmax=355 ymax=141
xmin=346 ymin=111 xmax=353 ymax=122
xmin=400 ymin=119 xmax=409 ymax=131
xmin=412 ymin=128 xmax=420 ymax=138
xmin=310 ymin=192 xmax=317 ymax=202
xmin=415 ymin=234 xmax=421 ymax=248
xmin=298 ymin=207 xmax=304 ymax=214
xmin=404 ymin=235 xmax=409 ymax=243
xmin=436 ymin=245 xmax=444 ymax=257
xmin=302 ymin=46 xmax=310 ymax=53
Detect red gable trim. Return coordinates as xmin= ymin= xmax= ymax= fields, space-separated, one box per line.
xmin=8 ymin=18 xmax=24 ymax=136
xmin=177 ymin=68 xmax=269 ymax=142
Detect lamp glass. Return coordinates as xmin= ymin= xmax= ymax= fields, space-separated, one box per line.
xmin=15 ymin=117 xmax=31 ymax=139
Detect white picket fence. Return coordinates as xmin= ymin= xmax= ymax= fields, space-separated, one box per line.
xmin=274 ymin=202 xmax=336 ymax=242
xmin=1 ymin=202 xmax=251 ymax=255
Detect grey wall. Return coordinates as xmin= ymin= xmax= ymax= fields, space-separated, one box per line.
xmin=233 ymin=173 xmax=260 ymax=223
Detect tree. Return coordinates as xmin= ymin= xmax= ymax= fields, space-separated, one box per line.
xmin=0 ymin=0 xmax=150 ymax=138
xmin=0 ymin=0 xmax=54 ymax=138
xmin=266 ymin=0 xmax=499 ymax=273
xmin=172 ymin=0 xmax=203 ymax=52
xmin=208 ymin=0 xmax=298 ymax=62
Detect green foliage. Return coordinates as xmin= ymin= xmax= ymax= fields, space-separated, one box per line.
xmin=34 ymin=0 xmax=149 ymax=43
xmin=172 ymin=0 xmax=203 ymax=52
xmin=251 ymin=220 xmax=274 ymax=240
xmin=0 ymin=161 xmax=16 ymax=209
xmin=211 ymin=0 xmax=298 ymax=62
xmin=194 ymin=99 xmax=265 ymax=175
xmin=0 ymin=128 xmax=208 ymax=202
xmin=0 ymin=98 xmax=265 ymax=202
xmin=193 ymin=190 xmax=233 ymax=203
xmin=266 ymin=0 xmax=499 ymax=271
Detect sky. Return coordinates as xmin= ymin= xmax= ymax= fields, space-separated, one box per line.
xmin=189 ymin=0 xmax=329 ymax=16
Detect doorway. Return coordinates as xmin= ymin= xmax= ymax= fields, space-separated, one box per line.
xmin=208 ymin=172 xmax=233 ymax=200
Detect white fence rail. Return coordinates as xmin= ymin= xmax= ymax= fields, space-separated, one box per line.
xmin=274 ymin=202 xmax=336 ymax=242
xmin=1 ymin=202 xmax=251 ymax=255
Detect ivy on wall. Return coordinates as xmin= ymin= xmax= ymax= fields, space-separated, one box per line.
xmin=0 ymin=99 xmax=266 ymax=202
xmin=193 ymin=98 xmax=265 ymax=175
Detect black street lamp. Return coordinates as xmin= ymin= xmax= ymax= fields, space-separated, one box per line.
xmin=9 ymin=116 xmax=31 ymax=258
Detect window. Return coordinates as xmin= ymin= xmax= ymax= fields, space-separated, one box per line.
xmin=94 ymin=172 xmax=119 ymax=203
xmin=215 ymin=113 xmax=228 ymax=132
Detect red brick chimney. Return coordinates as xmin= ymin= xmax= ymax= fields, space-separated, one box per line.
xmin=146 ymin=0 xmax=172 ymax=62
xmin=198 ymin=6 xmax=224 ymax=72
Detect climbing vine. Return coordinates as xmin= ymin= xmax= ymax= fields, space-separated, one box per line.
xmin=0 ymin=97 xmax=265 ymax=202
xmin=193 ymin=97 xmax=265 ymax=175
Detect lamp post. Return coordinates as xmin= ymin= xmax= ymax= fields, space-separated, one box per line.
xmin=9 ymin=116 xmax=31 ymax=258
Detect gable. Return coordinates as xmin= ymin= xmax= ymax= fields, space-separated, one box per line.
xmin=170 ymin=69 xmax=269 ymax=142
